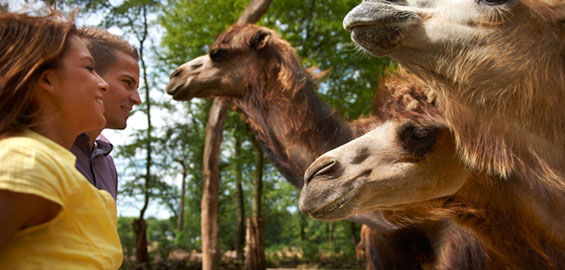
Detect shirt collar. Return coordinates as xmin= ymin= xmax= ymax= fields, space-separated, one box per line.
xmin=74 ymin=133 xmax=114 ymax=160
xmin=92 ymin=134 xmax=113 ymax=159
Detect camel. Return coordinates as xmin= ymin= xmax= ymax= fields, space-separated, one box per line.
xmin=167 ymin=24 xmax=377 ymax=188
xmin=357 ymin=222 xmax=494 ymax=270
xmin=299 ymin=75 xmax=565 ymax=268
xmin=166 ymin=24 xmax=491 ymax=269
xmin=342 ymin=0 xmax=565 ymax=184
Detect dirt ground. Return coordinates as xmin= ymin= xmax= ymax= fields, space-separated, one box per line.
xmin=121 ymin=260 xmax=365 ymax=270
xmin=122 ymin=248 xmax=366 ymax=270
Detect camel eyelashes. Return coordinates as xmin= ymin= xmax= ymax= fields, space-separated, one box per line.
xmin=209 ymin=48 xmax=227 ymax=62
xmin=412 ymin=128 xmax=430 ymax=140
xmin=398 ymin=123 xmax=439 ymax=158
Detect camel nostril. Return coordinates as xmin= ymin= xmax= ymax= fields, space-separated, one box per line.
xmin=170 ymin=68 xmax=183 ymax=79
xmin=351 ymin=147 xmax=370 ymax=164
xmin=191 ymin=62 xmax=203 ymax=69
xmin=304 ymin=157 xmax=340 ymax=185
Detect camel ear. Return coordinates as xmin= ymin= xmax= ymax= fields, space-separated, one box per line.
xmin=250 ymin=29 xmax=271 ymax=50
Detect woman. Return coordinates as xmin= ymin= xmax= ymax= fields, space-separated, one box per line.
xmin=0 ymin=11 xmax=122 ymax=269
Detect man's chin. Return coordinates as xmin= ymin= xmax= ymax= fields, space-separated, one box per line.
xmin=105 ymin=121 xmax=128 ymax=130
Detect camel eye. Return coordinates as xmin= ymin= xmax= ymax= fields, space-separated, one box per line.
xmin=209 ymin=48 xmax=227 ymax=62
xmin=412 ymin=128 xmax=429 ymax=140
xmin=398 ymin=123 xmax=439 ymax=158
xmin=477 ymin=0 xmax=508 ymax=6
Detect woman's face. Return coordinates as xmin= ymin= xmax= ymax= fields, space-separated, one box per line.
xmin=49 ymin=35 xmax=108 ymax=133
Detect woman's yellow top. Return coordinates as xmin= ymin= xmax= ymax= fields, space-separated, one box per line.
xmin=0 ymin=129 xmax=122 ymax=269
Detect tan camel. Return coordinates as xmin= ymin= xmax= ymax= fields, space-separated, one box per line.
xmin=299 ymin=78 xmax=565 ymax=268
xmin=166 ymin=24 xmax=492 ymax=269
xmin=343 ymin=0 xmax=565 ymax=184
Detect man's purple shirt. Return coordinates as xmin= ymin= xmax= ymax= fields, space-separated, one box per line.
xmin=71 ymin=133 xmax=118 ymax=200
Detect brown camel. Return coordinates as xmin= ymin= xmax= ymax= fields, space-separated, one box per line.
xmin=166 ymin=24 xmax=492 ymax=269
xmin=300 ymin=74 xmax=565 ymax=268
xmin=343 ymin=0 xmax=565 ymax=185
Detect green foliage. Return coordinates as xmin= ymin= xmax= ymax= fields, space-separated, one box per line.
xmin=118 ymin=217 xmax=136 ymax=259
xmin=262 ymin=0 xmax=394 ymax=120
xmin=146 ymin=217 xmax=176 ymax=260
xmin=159 ymin=0 xmax=249 ymax=67
xmin=157 ymin=100 xmax=211 ymax=251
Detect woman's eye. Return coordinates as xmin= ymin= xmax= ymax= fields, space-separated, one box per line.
xmin=86 ymin=66 xmax=95 ymax=71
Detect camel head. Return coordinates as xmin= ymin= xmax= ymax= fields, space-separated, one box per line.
xmin=167 ymin=24 xmax=291 ymax=101
xmin=343 ymin=0 xmax=565 ymax=88
xmin=343 ymin=0 xmax=565 ymax=180
xmin=298 ymin=80 xmax=470 ymax=220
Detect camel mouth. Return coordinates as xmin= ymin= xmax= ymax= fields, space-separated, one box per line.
xmin=307 ymin=194 xmax=355 ymax=220
xmin=299 ymin=174 xmax=362 ymax=221
xmin=166 ymin=78 xmax=195 ymax=101
xmin=344 ymin=1 xmax=420 ymax=56
xmin=349 ymin=26 xmax=402 ymax=56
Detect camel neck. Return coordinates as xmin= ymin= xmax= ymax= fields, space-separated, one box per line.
xmin=452 ymin=174 xmax=565 ymax=269
xmin=233 ymin=79 xmax=353 ymax=188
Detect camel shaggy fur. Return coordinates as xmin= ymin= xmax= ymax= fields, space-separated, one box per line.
xmin=166 ymin=24 xmax=490 ymax=269
xmin=300 ymin=72 xmax=565 ymax=268
xmin=343 ymin=0 xmax=565 ymax=185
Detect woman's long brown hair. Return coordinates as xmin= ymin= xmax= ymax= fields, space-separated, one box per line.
xmin=0 ymin=10 xmax=76 ymax=134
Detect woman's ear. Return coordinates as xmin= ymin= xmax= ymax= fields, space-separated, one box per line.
xmin=37 ymin=70 xmax=56 ymax=94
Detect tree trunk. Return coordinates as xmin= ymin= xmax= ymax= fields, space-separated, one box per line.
xmin=236 ymin=0 xmax=273 ymax=25
xmin=246 ymin=134 xmax=265 ymax=269
xmin=300 ymin=213 xmax=306 ymax=242
xmin=135 ymin=5 xmax=151 ymax=267
xmin=245 ymin=217 xmax=265 ymax=270
xmin=201 ymin=99 xmax=228 ymax=270
xmin=200 ymin=1 xmax=272 ymax=269
xmin=328 ymin=222 xmax=334 ymax=252
xmin=350 ymin=222 xmax=358 ymax=247
xmin=234 ymin=136 xmax=245 ymax=264
xmin=132 ymin=219 xmax=149 ymax=269
xmin=249 ymin=135 xmax=263 ymax=219
xmin=177 ymin=164 xmax=187 ymax=232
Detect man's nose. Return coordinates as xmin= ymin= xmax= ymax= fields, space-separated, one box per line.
xmin=130 ymin=90 xmax=142 ymax=105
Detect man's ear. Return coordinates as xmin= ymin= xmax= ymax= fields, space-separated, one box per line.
xmin=250 ymin=29 xmax=271 ymax=50
xmin=37 ymin=70 xmax=56 ymax=94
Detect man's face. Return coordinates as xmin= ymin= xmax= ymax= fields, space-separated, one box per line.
xmin=100 ymin=50 xmax=141 ymax=130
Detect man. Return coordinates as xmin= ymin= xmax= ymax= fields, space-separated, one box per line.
xmin=71 ymin=27 xmax=141 ymax=201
